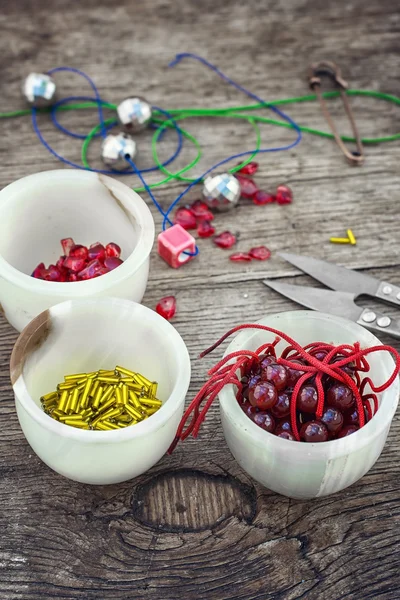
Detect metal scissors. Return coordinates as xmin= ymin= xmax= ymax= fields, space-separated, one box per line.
xmin=263 ymin=252 xmax=400 ymax=339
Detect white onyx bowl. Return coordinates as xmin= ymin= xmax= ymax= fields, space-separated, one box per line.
xmin=0 ymin=169 xmax=155 ymax=331
xmin=10 ymin=298 xmax=191 ymax=484
xmin=219 ymin=311 xmax=399 ymax=499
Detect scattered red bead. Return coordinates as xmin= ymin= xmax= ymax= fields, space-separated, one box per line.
xmin=213 ymin=231 xmax=237 ymax=249
xmin=253 ymin=190 xmax=275 ymax=206
xmin=249 ymin=246 xmax=271 ymax=261
xmin=275 ymin=185 xmax=293 ymax=205
xmin=156 ymin=296 xmax=176 ymax=320
xmin=174 ymin=207 xmax=197 ymax=230
xmin=190 ymin=200 xmax=214 ymax=221
xmin=229 ymin=252 xmax=252 ymax=262
xmin=236 ymin=161 xmax=259 ymax=176
xmin=236 ymin=174 xmax=259 ymax=199
xmin=31 ymin=238 xmax=124 ymax=282
xmin=197 ymin=220 xmax=215 ymax=238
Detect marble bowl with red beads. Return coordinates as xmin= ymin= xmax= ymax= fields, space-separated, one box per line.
xmin=0 ymin=169 xmax=155 ymax=331
xmin=219 ymin=311 xmax=399 ymax=499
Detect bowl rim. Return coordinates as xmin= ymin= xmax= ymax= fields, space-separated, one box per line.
xmin=0 ymin=169 xmax=155 ymax=293
xmin=219 ymin=310 xmax=400 ymax=457
xmin=10 ymin=298 xmax=191 ymax=443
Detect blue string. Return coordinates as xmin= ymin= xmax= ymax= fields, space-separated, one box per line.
xmin=160 ymin=53 xmax=303 ymax=229
xmin=50 ymin=96 xmax=116 ymax=139
xmin=124 ymin=155 xmax=199 ymax=257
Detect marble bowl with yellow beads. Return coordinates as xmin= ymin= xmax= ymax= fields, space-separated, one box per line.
xmin=10 ymin=298 xmax=191 ymax=484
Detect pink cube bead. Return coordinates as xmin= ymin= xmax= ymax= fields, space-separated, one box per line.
xmin=157 ymin=224 xmax=196 ymax=268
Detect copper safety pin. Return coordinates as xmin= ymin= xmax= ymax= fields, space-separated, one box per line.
xmin=309 ymin=61 xmax=364 ymax=165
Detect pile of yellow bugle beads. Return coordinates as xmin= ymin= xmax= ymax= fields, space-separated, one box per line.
xmin=40 ymin=366 xmax=161 ymax=430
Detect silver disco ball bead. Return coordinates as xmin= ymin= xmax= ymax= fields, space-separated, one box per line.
xmin=202 ymin=173 xmax=241 ymax=212
xmin=117 ymin=97 xmax=152 ymax=133
xmin=22 ymin=73 xmax=57 ymax=107
xmin=101 ymin=133 xmax=137 ymax=171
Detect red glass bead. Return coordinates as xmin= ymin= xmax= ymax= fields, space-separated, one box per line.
xmin=275 ymin=184 xmax=293 ymax=205
xmin=31 ymin=262 xmax=45 ymax=279
xmin=78 ymin=259 xmax=104 ymax=280
xmin=61 ymin=238 xmax=75 ymax=256
xmin=237 ymin=161 xmax=259 ymax=175
xmin=174 ymin=207 xmax=197 ymax=230
xmin=63 ymin=256 xmax=86 ymax=273
xmin=104 ymin=257 xmax=123 ymax=271
xmin=337 ymin=424 xmax=359 ymax=438
xmin=236 ymin=174 xmax=259 ymax=199
xmin=213 ymin=231 xmax=237 ymax=249
xmin=249 ymin=381 xmax=277 ymax=410
xmin=287 ymin=360 xmax=305 ymax=387
xmin=57 ymin=267 xmax=68 ymax=282
xmin=56 ymin=256 xmax=66 ymax=270
xmin=271 ymin=391 xmax=291 ymax=418
xmin=251 ymin=411 xmax=275 ymax=433
xmin=190 ymin=200 xmax=214 ymax=221
xmin=300 ymin=420 xmax=328 ymax=443
xmin=259 ymin=354 xmax=275 ymax=372
xmin=69 ymin=244 xmax=89 ymax=260
xmin=327 ymin=383 xmax=355 ymax=411
xmin=277 ymin=431 xmax=295 ymax=440
xmin=321 ymin=406 xmax=344 ymax=435
xmin=249 ymin=246 xmax=271 ymax=261
xmin=69 ymin=273 xmax=78 ymax=282
xmin=41 ymin=264 xmax=61 ymax=282
xmin=105 ymin=242 xmax=121 ymax=258
xmin=156 ymin=296 xmax=176 ymax=320
xmin=197 ymin=220 xmax=215 ymax=238
xmin=88 ymin=243 xmax=106 ymax=262
xmin=298 ymin=385 xmax=318 ymax=413
xmin=229 ymin=252 xmax=252 ymax=262
xmin=241 ymin=402 xmax=258 ymax=418
xmin=275 ymin=418 xmax=292 ymax=435
xmin=253 ymin=190 xmax=275 ymax=206
xmin=263 ymin=363 xmax=288 ymax=391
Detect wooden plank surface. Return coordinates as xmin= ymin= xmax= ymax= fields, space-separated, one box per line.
xmin=0 ymin=0 xmax=400 ymax=598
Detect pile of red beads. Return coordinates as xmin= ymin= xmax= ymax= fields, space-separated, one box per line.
xmin=31 ymin=238 xmax=123 ymax=282
xmin=174 ymin=201 xmax=215 ymax=238
xmin=169 ymin=323 xmax=400 ymax=451
xmin=236 ymin=162 xmax=293 ymax=206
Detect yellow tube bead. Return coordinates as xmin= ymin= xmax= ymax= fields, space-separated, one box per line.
xmin=51 ymin=408 xmax=66 ymax=419
xmin=89 ymin=379 xmax=100 ymax=397
xmin=69 ymin=387 xmax=80 ymax=413
xmin=135 ymin=373 xmax=152 ymax=387
xmin=98 ymin=395 xmax=116 ymax=414
xmin=126 ymin=381 xmax=144 ymax=393
xmin=58 ymin=414 xmax=86 ymax=422
xmin=100 ymin=420 xmax=121 ymax=430
xmin=101 ymin=407 xmax=123 ymax=420
xmin=64 ymin=373 xmax=87 ymax=382
xmin=115 ymin=365 xmax=136 ymax=378
xmin=115 ymin=388 xmax=124 ymax=405
xmin=57 ymin=382 xmax=76 ymax=391
xmin=79 ymin=378 xmax=93 ymax=409
xmin=347 ymin=229 xmax=357 ymax=245
xmin=64 ymin=419 xmax=89 ymax=429
xmin=122 ymin=385 xmax=129 ymax=406
xmin=125 ymin=404 xmax=144 ymax=421
xmin=92 ymin=385 xmax=103 ymax=410
xmin=128 ymin=390 xmax=142 ymax=409
xmin=150 ymin=382 xmax=158 ymax=398
xmin=99 ymin=385 xmax=115 ymax=404
xmin=94 ymin=422 xmax=114 ymax=431
xmin=97 ymin=376 xmax=120 ymax=384
xmin=58 ymin=390 xmax=70 ymax=412
xmin=41 ymin=391 xmax=58 ymax=402
xmin=98 ymin=370 xmax=117 ymax=377
xmin=140 ymin=398 xmax=162 ymax=407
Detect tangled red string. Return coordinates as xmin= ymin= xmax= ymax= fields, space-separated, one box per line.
xmin=168 ymin=323 xmax=400 ymax=452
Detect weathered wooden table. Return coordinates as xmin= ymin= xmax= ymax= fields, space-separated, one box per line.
xmin=1 ymin=0 xmax=399 ymax=598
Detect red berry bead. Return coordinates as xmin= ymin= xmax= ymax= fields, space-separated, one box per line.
xmin=61 ymin=238 xmax=75 ymax=256
xmin=174 ymin=207 xmax=197 ymax=230
xmin=237 ymin=161 xmax=259 ymax=175
xmin=263 ymin=363 xmax=288 ymax=391
xmin=277 ymin=431 xmax=295 ymax=441
xmin=249 ymin=246 xmax=271 ymax=261
xmin=156 ymin=296 xmax=176 ymax=320
xmin=287 ymin=360 xmax=305 ymax=387
xmin=271 ymin=391 xmax=291 ymax=418
xmin=63 ymin=256 xmax=86 ymax=273
xmin=31 ymin=262 xmax=45 ymax=279
xmin=321 ymin=406 xmax=344 ymax=435
xmin=105 ymin=242 xmax=121 ymax=258
xmin=197 ymin=220 xmax=215 ymax=238
xmin=249 ymin=381 xmax=277 ymax=410
xmin=251 ymin=411 xmax=275 ymax=432
xmin=229 ymin=252 xmax=252 ymax=262
xmin=297 ymin=385 xmax=318 ymax=413
xmin=345 ymin=407 xmax=369 ymax=426
xmin=275 ymin=419 xmax=292 ymax=435
xmin=213 ymin=231 xmax=237 ymax=249
xmin=275 ymin=185 xmax=293 ymax=205
xmin=337 ymin=424 xmax=359 ymax=438
xmin=300 ymin=420 xmax=328 ymax=443
xmin=253 ymin=190 xmax=275 ymax=206
xmin=104 ymin=257 xmax=123 ymax=271
xmin=236 ymin=174 xmax=259 ymax=199
xmin=327 ymin=383 xmax=355 ymax=411
xmin=190 ymin=200 xmax=214 ymax=221
xmin=88 ymin=243 xmax=106 ymax=262
xmin=241 ymin=402 xmax=258 ymax=418
xmin=69 ymin=244 xmax=89 ymax=260
xmin=259 ymin=354 xmax=275 ymax=372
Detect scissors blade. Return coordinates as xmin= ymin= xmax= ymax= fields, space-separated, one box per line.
xmin=262 ymin=280 xmax=362 ymax=321
xmin=278 ymin=252 xmax=379 ymax=297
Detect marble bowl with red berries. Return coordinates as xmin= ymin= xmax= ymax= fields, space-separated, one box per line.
xmin=0 ymin=170 xmax=154 ymax=331
xmin=219 ymin=311 xmax=399 ymax=499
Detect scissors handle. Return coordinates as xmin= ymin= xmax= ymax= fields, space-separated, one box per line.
xmin=375 ymin=281 xmax=400 ymax=307
xmin=358 ymin=308 xmax=400 ymax=340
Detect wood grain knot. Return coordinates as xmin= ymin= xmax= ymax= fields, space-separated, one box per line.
xmin=132 ymin=468 xmax=257 ymax=533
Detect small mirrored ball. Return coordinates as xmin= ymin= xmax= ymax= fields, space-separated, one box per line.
xmin=22 ymin=73 xmax=57 ymax=107
xmin=202 ymin=173 xmax=241 ymax=212
xmin=117 ymin=97 xmax=152 ymax=133
xmin=101 ymin=133 xmax=137 ymax=171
